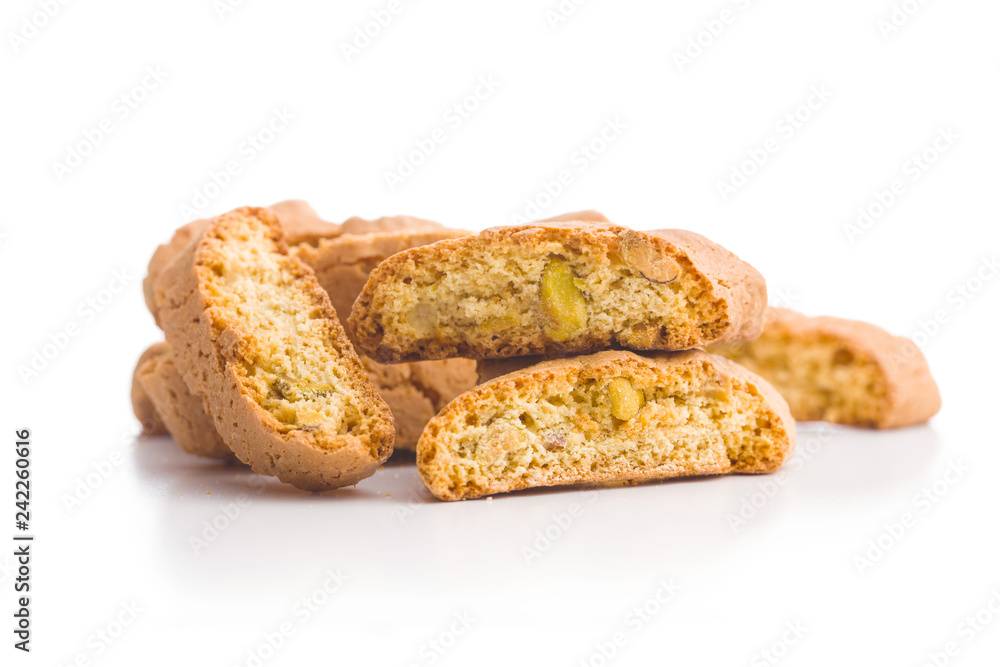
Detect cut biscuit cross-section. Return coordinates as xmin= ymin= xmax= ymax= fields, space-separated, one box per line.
xmin=708 ymin=308 xmax=941 ymax=428
xmin=143 ymin=199 xmax=340 ymax=326
xmin=416 ymin=350 xmax=795 ymax=500
xmin=154 ymin=206 xmax=394 ymax=491
xmin=348 ymin=221 xmax=767 ymax=363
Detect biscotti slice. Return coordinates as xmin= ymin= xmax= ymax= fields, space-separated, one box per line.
xmin=144 ymin=213 xmax=474 ymax=454
xmin=143 ymin=200 xmax=339 ymax=325
xmin=707 ymin=308 xmax=941 ymax=429
xmin=348 ymin=222 xmax=767 ymax=363
xmin=136 ymin=345 xmax=233 ymax=459
xmin=131 ymin=342 xmax=169 ymax=435
xmin=417 ymin=349 xmax=794 ymax=500
xmin=154 ymin=206 xmax=394 ymax=491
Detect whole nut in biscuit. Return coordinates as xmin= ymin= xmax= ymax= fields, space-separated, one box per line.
xmin=481 ymin=313 xmax=520 ymax=335
xmin=272 ymin=376 xmax=335 ymax=402
xmin=608 ymin=376 xmax=645 ymax=421
xmin=539 ymin=258 xmax=588 ymax=342
xmin=618 ymin=230 xmax=680 ymax=284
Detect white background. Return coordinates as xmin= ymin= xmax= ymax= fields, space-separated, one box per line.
xmin=2 ymin=0 xmax=999 ymax=665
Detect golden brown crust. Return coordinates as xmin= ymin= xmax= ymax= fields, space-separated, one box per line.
xmin=268 ymin=199 xmax=340 ymax=246
xmin=131 ymin=342 xmax=170 ymax=434
xmin=338 ymin=214 xmax=444 ymax=237
xmin=144 ymin=201 xmax=340 ymax=326
xmin=143 ymin=220 xmax=208 ymax=326
xmin=715 ymin=308 xmax=941 ymax=429
xmin=348 ymin=222 xmax=767 ymax=363
xmin=146 ymin=212 xmax=474 ymax=455
xmin=539 ymin=210 xmax=610 ymax=224
xmin=417 ymin=349 xmax=795 ymax=500
xmin=648 ymin=229 xmax=766 ymax=345
xmin=136 ymin=347 xmax=233 ymax=459
xmin=154 ymin=206 xmax=394 ymax=491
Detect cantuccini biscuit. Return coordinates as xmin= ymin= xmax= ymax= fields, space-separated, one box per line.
xmin=417 ymin=349 xmax=795 ymax=500
xmin=154 ymin=206 xmax=394 ymax=491
xmin=136 ymin=345 xmax=233 ymax=459
xmin=348 ymin=221 xmax=767 ymax=363
xmin=143 ymin=200 xmax=339 ymax=325
xmin=707 ymin=308 xmax=941 ymax=428
xmin=142 ymin=210 xmax=478 ymax=453
xmin=268 ymin=199 xmax=340 ymax=246
xmin=131 ymin=342 xmax=169 ymax=435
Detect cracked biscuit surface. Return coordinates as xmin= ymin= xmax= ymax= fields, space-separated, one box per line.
xmin=348 ymin=221 xmax=767 ymax=363
xmin=708 ymin=308 xmax=941 ymax=428
xmin=154 ymin=206 xmax=394 ymax=491
xmin=417 ymin=349 xmax=794 ymax=501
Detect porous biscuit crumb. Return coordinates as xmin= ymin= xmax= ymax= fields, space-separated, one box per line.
xmin=417 ymin=350 xmax=794 ymax=500
xmin=155 ymin=206 xmax=394 ymax=491
xmin=708 ymin=308 xmax=941 ymax=428
xmin=144 ymin=200 xmax=339 ymax=325
xmin=349 ymin=222 xmax=767 ymax=362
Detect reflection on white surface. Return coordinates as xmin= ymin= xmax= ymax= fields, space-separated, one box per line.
xmin=84 ymin=421 xmax=968 ymax=666
xmin=127 ymin=423 xmax=942 ymax=586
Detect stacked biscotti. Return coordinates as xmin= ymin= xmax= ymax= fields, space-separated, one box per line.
xmin=135 ymin=205 xmax=940 ymax=499
xmin=346 ymin=215 xmax=798 ymax=500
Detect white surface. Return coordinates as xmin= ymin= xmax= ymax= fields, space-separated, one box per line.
xmin=2 ymin=0 xmax=999 ymax=664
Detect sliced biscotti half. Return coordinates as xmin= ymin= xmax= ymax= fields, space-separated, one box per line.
xmin=136 ymin=344 xmax=233 ymax=459
xmin=145 ymin=213 xmax=474 ymax=453
xmin=708 ymin=308 xmax=941 ymax=429
xmin=348 ymin=221 xmax=767 ymax=363
xmin=417 ymin=349 xmax=794 ymax=500
xmin=143 ymin=200 xmax=339 ymax=325
xmin=154 ymin=206 xmax=394 ymax=491
xmin=131 ymin=342 xmax=170 ymax=435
